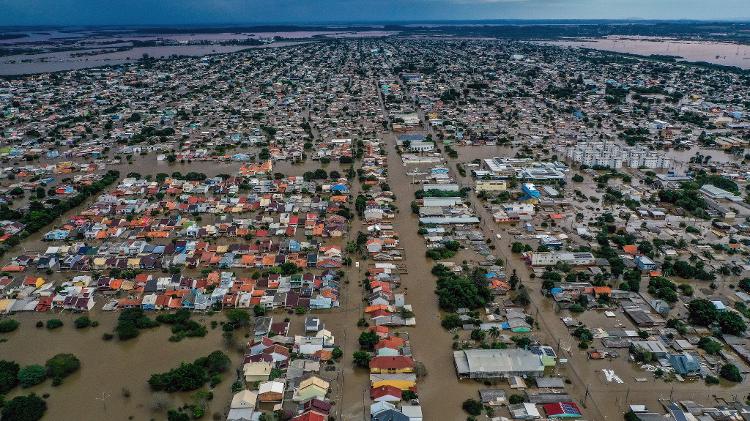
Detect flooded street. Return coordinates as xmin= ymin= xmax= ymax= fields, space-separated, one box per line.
xmin=375 ymin=133 xmax=481 ymax=420
xmin=443 ymin=145 xmax=750 ymax=420
xmin=2 ymin=32 xmax=750 ymax=421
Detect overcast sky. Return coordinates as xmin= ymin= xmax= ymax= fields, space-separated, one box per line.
xmin=2 ymin=0 xmax=749 ymax=26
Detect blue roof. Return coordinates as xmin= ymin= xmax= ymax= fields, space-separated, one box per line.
xmin=669 ymin=354 xmax=700 ymax=375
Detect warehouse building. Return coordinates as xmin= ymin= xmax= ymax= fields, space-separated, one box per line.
xmin=453 ymin=349 xmax=545 ymax=379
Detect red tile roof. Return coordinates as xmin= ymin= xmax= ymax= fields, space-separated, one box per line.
xmin=369 ymin=356 xmax=415 ymax=370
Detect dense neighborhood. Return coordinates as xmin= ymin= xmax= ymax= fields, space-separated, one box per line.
xmin=0 ymin=28 xmax=750 ymax=421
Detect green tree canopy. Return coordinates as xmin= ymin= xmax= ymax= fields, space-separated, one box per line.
xmin=18 ymin=365 xmax=46 ymax=388
xmin=687 ymin=299 xmax=718 ymax=327
xmin=45 ymin=353 xmax=80 ymax=384
xmin=1 ymin=394 xmax=47 ymax=421
xmin=0 ymin=359 xmax=20 ymax=393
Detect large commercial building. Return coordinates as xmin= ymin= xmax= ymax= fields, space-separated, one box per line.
xmin=453 ymin=349 xmax=546 ymax=379
xmin=529 ymin=252 xmax=596 ymax=267
xmin=565 ymin=142 xmax=672 ymax=169
xmin=476 ymin=157 xmax=567 ymax=181
xmin=475 ymin=180 xmax=507 ymax=192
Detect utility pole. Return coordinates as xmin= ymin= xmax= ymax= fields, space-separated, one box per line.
xmin=96 ymin=392 xmax=111 ymax=415
xmin=625 ymin=387 xmax=630 ymax=408
xmin=584 ymin=384 xmax=590 ymax=403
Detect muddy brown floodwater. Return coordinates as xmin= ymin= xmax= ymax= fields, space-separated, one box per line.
xmin=541 ymin=37 xmax=750 ymax=70
xmin=0 ymin=41 xmax=314 ymax=75
xmin=370 ymin=132 xmax=479 ymax=420
xmin=445 ymin=144 xmax=750 ymax=420
xmin=1 ymin=310 xmax=242 ymax=421
xmin=0 ymin=152 xmax=367 ymax=420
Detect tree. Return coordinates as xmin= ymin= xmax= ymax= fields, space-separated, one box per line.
xmin=45 ymin=353 xmax=80 ymax=384
xmin=631 ymin=346 xmax=654 ymax=363
xmin=358 ymin=331 xmax=379 ymax=350
xmin=252 ymin=305 xmax=266 ymax=317
xmin=462 ymin=398 xmax=483 ymax=416
xmin=687 ymin=299 xmax=718 ymax=327
xmin=18 ymin=365 xmax=46 ymax=388
xmin=572 ymin=326 xmax=593 ymax=342
xmin=666 ymin=318 xmax=687 ymax=335
xmin=513 ymin=287 xmax=531 ymax=307
xmin=45 ymin=319 xmax=63 ymax=330
xmin=352 ymin=351 xmax=371 ymax=368
xmin=470 ymin=329 xmax=485 ymax=341
xmin=1 ymin=394 xmax=47 ymax=421
xmin=572 ymin=174 xmax=584 ymax=183
xmin=149 ymin=350 xmax=227 ymax=393
xmin=512 ymin=336 xmax=532 ymax=349
xmin=331 ymin=347 xmax=343 ymax=360
xmin=197 ymin=350 xmax=231 ymax=376
xmin=718 ymin=311 xmax=747 ymax=336
xmin=74 ymin=316 xmax=92 ymax=329
xmin=225 ymin=309 xmax=251 ymax=329
xmin=698 ymin=337 xmax=722 ymax=355
xmin=678 ymin=284 xmax=693 ymax=296
xmin=116 ymin=308 xmax=159 ymax=340
xmin=739 ymin=278 xmax=750 ymax=293
xmin=488 ymin=326 xmax=501 ymax=339
xmin=149 ymin=362 xmax=209 ymax=392
xmin=441 ymin=313 xmax=463 ymax=330
xmin=0 ymin=319 xmax=20 ymax=333
xmin=0 ymin=360 xmax=20 ymax=393
xmin=115 ymin=321 xmax=139 ymax=340
xmin=433 ymin=267 xmax=492 ymax=312
xmin=637 ymin=241 xmax=653 ymax=255
xmin=719 ymin=363 xmax=742 ymax=382
xmin=167 ymin=410 xmax=190 ymax=421
xmin=705 ymin=375 xmax=719 ymax=385
xmin=656 ymin=287 xmax=678 ymax=304
xmin=509 ymin=270 xmax=520 ymax=290
xmin=508 ymin=394 xmax=525 ymax=404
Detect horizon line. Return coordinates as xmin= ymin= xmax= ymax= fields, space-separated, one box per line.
xmin=3 ymin=18 xmax=750 ymax=29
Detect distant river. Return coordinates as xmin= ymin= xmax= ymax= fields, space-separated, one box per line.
xmin=539 ymin=36 xmax=750 ymax=70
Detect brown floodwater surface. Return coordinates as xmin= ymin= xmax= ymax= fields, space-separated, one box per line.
xmin=541 ymin=37 xmax=750 ymax=69
xmin=1 ymin=311 xmax=242 ymax=421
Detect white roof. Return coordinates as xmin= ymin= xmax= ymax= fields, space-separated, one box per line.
xmin=370 ymin=401 xmax=396 ymax=415
xmin=401 ymin=405 xmax=423 ymax=418
xmin=230 ymin=390 xmax=258 ymax=409
xmin=524 ymin=403 xmax=540 ymax=416
xmin=258 ymin=381 xmax=284 ymax=394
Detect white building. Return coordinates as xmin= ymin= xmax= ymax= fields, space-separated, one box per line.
xmin=566 ymin=142 xmax=672 ymax=169
xmin=530 ymin=251 xmax=595 ymax=266
xmin=408 ymin=141 xmax=435 ymax=152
